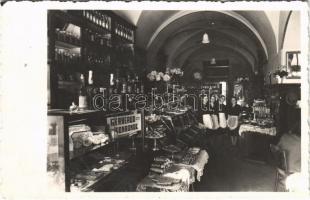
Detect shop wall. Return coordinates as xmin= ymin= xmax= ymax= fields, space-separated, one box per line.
xmin=263 ymin=11 xmax=300 ymax=85
xmin=182 ymin=54 xmax=255 ymax=101
xmin=282 ymin=11 xmax=300 ymax=52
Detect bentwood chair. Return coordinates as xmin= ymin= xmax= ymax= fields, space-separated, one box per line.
xmin=270 ymin=144 xmax=289 ymax=192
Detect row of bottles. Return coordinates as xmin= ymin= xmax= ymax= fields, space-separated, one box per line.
xmin=55 ymin=28 xmax=81 ymax=45
xmin=55 ymin=47 xmax=81 ymax=64
xmin=85 ymin=49 xmax=111 ymax=65
xmin=84 ymin=28 xmax=112 ymax=47
xmin=82 ymin=10 xmax=111 ymax=31
xmin=115 ymin=23 xmax=134 ymax=42
xmin=77 ymin=70 xmax=144 ymax=111
xmin=78 ymin=73 xmax=88 ymax=110
xmin=55 ymin=47 xmax=112 ymax=66
xmin=50 ymin=10 xmax=140 ymax=111
xmin=109 ymin=74 xmax=144 ymax=94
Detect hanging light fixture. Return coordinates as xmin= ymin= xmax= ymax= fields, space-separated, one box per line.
xmin=202 ymin=32 xmax=210 ymax=44
xmin=211 ymin=58 xmax=216 ymax=64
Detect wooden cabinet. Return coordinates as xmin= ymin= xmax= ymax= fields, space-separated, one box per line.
xmin=48 ymin=10 xmax=139 ymax=109
xmin=47 ymin=109 xmax=145 ymax=192
xmin=47 ymin=110 xmax=107 ymax=191
xmin=263 ymin=83 xmax=300 ymax=140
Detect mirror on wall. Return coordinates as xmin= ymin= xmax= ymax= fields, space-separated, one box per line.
xmin=286 ymin=51 xmax=301 ymax=78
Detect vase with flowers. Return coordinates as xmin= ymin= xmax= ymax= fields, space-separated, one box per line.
xmin=164 ymin=67 xmax=184 ymax=93
xmin=273 ymin=65 xmax=288 ymax=84
xmin=167 ymin=67 xmax=184 ymax=84
xmin=147 ymin=67 xmax=184 ymax=93
xmin=146 ymin=70 xmax=165 ymax=93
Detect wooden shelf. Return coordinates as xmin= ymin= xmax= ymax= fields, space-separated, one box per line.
xmin=51 ymin=10 xmax=82 ymax=27
xmin=84 ymin=41 xmax=112 ymax=52
xmin=84 ymin=19 xmax=111 ymax=35
xmin=57 ymin=80 xmax=80 ymax=90
xmin=56 ymin=40 xmax=82 ymax=49
xmin=114 ymin=34 xmax=134 ymax=45
xmin=55 ymin=40 xmax=81 ymax=50
xmin=49 ymin=9 xmax=139 ymax=112
xmin=70 ymin=142 xmax=110 ymax=160
xmin=80 ymin=163 xmax=129 ymax=192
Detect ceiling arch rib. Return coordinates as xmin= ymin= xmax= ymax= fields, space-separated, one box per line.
xmin=164 ymin=24 xmax=258 ymax=59
xmin=146 ymin=10 xmax=268 ymax=60
xmin=136 ymin=10 xmax=177 ymax=49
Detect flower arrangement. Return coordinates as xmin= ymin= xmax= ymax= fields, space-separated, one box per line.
xmin=193 ymin=72 xmax=202 ymax=80
xmin=147 ymin=70 xmax=162 ymax=81
xmin=167 ymin=68 xmax=184 ymax=76
xmin=166 ymin=67 xmax=183 ymax=83
xmin=290 ymin=65 xmax=301 ymax=72
xmin=236 ymin=76 xmax=249 ymax=83
xmin=273 ymin=66 xmax=288 ymax=78
xmin=147 ymin=67 xmax=184 ymax=82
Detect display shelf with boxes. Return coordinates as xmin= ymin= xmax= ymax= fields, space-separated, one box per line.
xmin=47 ymin=109 xmax=146 ymax=192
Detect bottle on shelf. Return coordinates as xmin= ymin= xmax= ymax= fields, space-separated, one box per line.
xmin=91 ymin=11 xmax=95 ymax=24
xmin=127 ymin=74 xmax=132 ymax=94
xmin=88 ymin=70 xmax=93 ymax=85
xmin=104 ymin=16 xmax=109 ymax=30
xmin=121 ymin=78 xmax=127 ymax=94
xmin=119 ymin=25 xmax=123 ymax=37
xmin=98 ymin=34 xmax=104 ymax=46
xmin=90 ymin=30 xmax=95 ymax=42
xmin=97 ymin=87 xmax=105 ymax=111
xmin=115 ymin=72 xmax=121 ymax=94
xmin=115 ymin=24 xmax=119 ymax=35
xmin=106 ymin=17 xmax=110 ymax=30
xmin=108 ymin=73 xmax=114 ymax=95
xmin=94 ymin=12 xmax=99 ymax=26
xmin=86 ymin=11 xmax=90 ymax=20
xmin=134 ymin=75 xmax=139 ymax=93
xmin=79 ymin=74 xmax=88 ymax=110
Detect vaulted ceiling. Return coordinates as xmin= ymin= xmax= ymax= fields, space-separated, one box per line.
xmin=113 ymin=10 xmax=287 ymax=78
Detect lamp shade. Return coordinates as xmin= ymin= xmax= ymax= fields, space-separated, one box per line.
xmin=202 ymin=33 xmax=210 ymax=44
xmin=211 ymin=58 xmax=216 ymax=64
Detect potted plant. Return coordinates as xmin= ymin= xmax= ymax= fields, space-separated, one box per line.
xmin=273 ymin=66 xmax=288 ymax=83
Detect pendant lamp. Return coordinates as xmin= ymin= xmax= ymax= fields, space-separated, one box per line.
xmin=202 ymin=33 xmax=210 ymax=44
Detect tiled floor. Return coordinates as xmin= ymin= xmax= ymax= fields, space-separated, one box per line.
xmin=96 ymin=134 xmax=277 ymax=192
xmin=195 ymin=134 xmax=276 ymax=191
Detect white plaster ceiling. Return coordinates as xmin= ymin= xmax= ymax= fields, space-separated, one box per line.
xmin=112 ymin=10 xmax=142 ymax=25
xmin=113 ymin=10 xmax=282 ymax=75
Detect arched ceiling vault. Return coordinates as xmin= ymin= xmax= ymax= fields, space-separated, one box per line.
xmin=164 ymin=29 xmax=258 ymax=69
xmin=113 ymin=10 xmax=279 ymax=75
xmin=145 ymin=10 xmax=268 ymax=60
xmin=164 ymin=25 xmax=258 ymax=61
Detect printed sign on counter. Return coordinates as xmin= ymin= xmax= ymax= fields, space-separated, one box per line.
xmin=106 ymin=113 xmax=142 ymax=137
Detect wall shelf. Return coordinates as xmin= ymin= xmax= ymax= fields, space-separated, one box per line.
xmin=48 ymin=10 xmax=139 ymax=109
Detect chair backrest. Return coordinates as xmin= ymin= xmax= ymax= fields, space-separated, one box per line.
xmin=270 ymin=144 xmax=288 ymax=172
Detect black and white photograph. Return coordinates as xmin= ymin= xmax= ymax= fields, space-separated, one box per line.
xmin=0 ymin=1 xmax=309 ymax=199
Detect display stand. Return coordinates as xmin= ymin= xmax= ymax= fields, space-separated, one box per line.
xmin=146 ymin=135 xmax=165 ymax=151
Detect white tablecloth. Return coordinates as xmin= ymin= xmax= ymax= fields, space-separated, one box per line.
xmin=239 ymin=124 xmax=276 ymax=136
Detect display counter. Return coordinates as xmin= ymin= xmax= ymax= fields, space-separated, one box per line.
xmin=239 ymin=124 xmax=276 ymax=136
xmin=238 ymin=120 xmax=277 ymax=163
xmin=47 ymin=109 xmax=145 ymax=192
xmin=136 ymin=147 xmax=209 ymax=192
